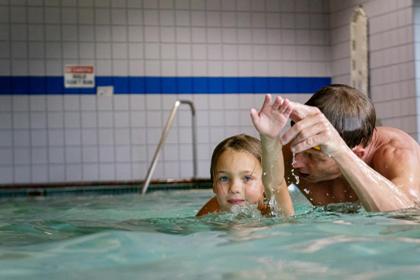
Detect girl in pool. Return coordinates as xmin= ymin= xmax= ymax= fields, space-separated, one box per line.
xmin=197 ymin=95 xmax=294 ymax=217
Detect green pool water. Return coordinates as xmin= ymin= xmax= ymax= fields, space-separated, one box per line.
xmin=0 ymin=189 xmax=419 ymax=279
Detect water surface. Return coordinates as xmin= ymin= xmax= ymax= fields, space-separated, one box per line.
xmin=0 ymin=189 xmax=419 ymax=279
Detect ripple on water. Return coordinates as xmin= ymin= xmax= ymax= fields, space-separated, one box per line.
xmin=1 ymin=191 xmax=420 ymax=279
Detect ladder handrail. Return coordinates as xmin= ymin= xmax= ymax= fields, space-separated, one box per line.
xmin=141 ymin=100 xmax=197 ymax=194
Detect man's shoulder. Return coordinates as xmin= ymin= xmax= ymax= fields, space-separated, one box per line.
xmin=375 ymin=127 xmax=418 ymax=150
xmin=376 ymin=126 xmax=407 ymax=137
xmin=372 ymin=127 xmax=419 ymax=169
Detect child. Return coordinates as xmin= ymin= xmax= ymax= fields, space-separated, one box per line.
xmin=197 ymin=95 xmax=294 ymax=217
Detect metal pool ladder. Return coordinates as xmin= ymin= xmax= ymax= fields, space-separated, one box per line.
xmin=141 ymin=100 xmax=197 ymax=194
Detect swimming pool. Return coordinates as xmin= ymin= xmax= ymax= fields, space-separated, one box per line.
xmin=0 ymin=188 xmax=419 ymax=279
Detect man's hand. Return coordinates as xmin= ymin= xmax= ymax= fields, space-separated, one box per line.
xmin=250 ymin=94 xmax=293 ymax=139
xmin=281 ymin=102 xmax=347 ymax=156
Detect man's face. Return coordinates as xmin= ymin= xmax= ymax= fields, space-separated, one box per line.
xmin=291 ymin=149 xmax=341 ymax=183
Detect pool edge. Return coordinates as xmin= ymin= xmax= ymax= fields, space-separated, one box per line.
xmin=0 ymin=178 xmax=212 ymax=198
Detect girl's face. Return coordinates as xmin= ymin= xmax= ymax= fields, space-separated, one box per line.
xmin=212 ymin=149 xmax=264 ymax=211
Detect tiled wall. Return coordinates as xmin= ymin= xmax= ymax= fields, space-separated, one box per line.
xmin=414 ymin=0 xmax=420 ymax=140
xmin=0 ymin=0 xmax=331 ymax=184
xmin=330 ymin=0 xmax=419 ymax=140
xmin=1 ymin=0 xmax=419 ymax=185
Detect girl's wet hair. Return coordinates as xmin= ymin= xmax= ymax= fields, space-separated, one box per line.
xmin=210 ymin=134 xmax=262 ymax=182
xmin=304 ymin=84 xmax=376 ymax=148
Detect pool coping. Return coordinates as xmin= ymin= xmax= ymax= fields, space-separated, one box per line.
xmin=0 ymin=178 xmax=212 ymax=197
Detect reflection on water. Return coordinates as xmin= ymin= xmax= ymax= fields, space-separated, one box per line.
xmin=1 ymin=190 xmax=420 ymax=279
xmin=322 ymin=202 xmax=361 ymax=213
xmin=2 ymin=193 xmax=420 ymax=246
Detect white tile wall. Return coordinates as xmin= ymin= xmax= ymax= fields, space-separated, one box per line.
xmin=0 ymin=0 xmax=337 ymax=184
xmin=330 ymin=0 xmax=419 ymax=140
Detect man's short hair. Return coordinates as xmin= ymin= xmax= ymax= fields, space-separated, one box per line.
xmin=305 ymin=84 xmax=376 ymax=148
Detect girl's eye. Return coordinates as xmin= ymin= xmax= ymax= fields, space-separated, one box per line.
xmin=218 ymin=176 xmax=229 ymax=182
xmin=243 ymin=175 xmax=253 ymax=182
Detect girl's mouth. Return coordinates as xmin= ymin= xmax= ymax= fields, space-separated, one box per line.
xmin=228 ymin=199 xmax=245 ymax=205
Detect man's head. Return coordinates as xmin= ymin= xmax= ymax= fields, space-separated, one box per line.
xmin=305 ymin=84 xmax=376 ymax=148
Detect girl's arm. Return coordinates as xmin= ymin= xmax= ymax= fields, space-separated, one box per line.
xmin=251 ymin=94 xmax=295 ymax=216
xmin=261 ymin=135 xmax=294 ymax=216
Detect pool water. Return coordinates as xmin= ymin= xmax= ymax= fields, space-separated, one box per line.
xmin=0 ymin=189 xmax=420 ymax=279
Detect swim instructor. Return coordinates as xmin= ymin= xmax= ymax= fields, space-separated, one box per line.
xmin=252 ymin=84 xmax=420 ymax=212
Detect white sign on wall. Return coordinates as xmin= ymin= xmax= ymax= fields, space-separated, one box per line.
xmin=64 ymin=65 xmax=95 ymax=88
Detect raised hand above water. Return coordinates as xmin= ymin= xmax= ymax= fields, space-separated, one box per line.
xmin=250 ymin=94 xmax=293 ymax=139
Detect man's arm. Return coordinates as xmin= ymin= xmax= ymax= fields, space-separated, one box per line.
xmin=333 ymin=145 xmax=414 ymax=211
xmin=282 ymin=103 xmax=415 ymax=211
xmin=251 ymin=94 xmax=294 ymax=216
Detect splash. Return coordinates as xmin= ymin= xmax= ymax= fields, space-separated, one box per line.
xmin=292 ymin=151 xmax=296 ymax=165
xmin=291 ymin=152 xmax=300 ymax=184
xmin=230 ymin=203 xmax=263 ymax=219
xmin=268 ymin=195 xmax=278 ymax=216
xmin=291 ymin=169 xmax=300 ymax=184
xmin=263 ymin=195 xmax=287 ymax=217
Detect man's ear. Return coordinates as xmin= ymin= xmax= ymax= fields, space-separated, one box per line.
xmin=352 ymin=145 xmax=366 ymax=159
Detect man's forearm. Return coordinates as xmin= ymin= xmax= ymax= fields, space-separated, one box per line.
xmin=333 ymin=147 xmax=414 ymax=211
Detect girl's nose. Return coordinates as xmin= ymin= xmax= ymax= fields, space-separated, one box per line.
xmin=229 ymin=179 xmax=242 ymax=193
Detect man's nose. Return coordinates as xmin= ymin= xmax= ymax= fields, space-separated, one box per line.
xmin=292 ymin=153 xmax=306 ymax=168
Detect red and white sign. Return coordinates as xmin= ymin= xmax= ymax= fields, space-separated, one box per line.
xmin=64 ymin=65 xmax=95 ymax=88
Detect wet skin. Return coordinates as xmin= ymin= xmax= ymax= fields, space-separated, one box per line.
xmin=283 ymin=126 xmax=420 ymax=208
xmin=212 ymin=149 xmax=264 ymax=212
xmin=284 ymin=144 xmax=359 ymax=205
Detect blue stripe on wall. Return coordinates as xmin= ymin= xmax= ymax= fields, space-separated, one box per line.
xmin=0 ymin=76 xmax=331 ymax=95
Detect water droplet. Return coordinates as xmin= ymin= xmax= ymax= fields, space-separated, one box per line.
xmin=291 ymin=168 xmax=300 ymax=184
xmin=292 ymin=152 xmax=297 ymax=165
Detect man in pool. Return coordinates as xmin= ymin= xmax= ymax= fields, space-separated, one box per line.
xmin=251 ymin=84 xmax=420 ymax=212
